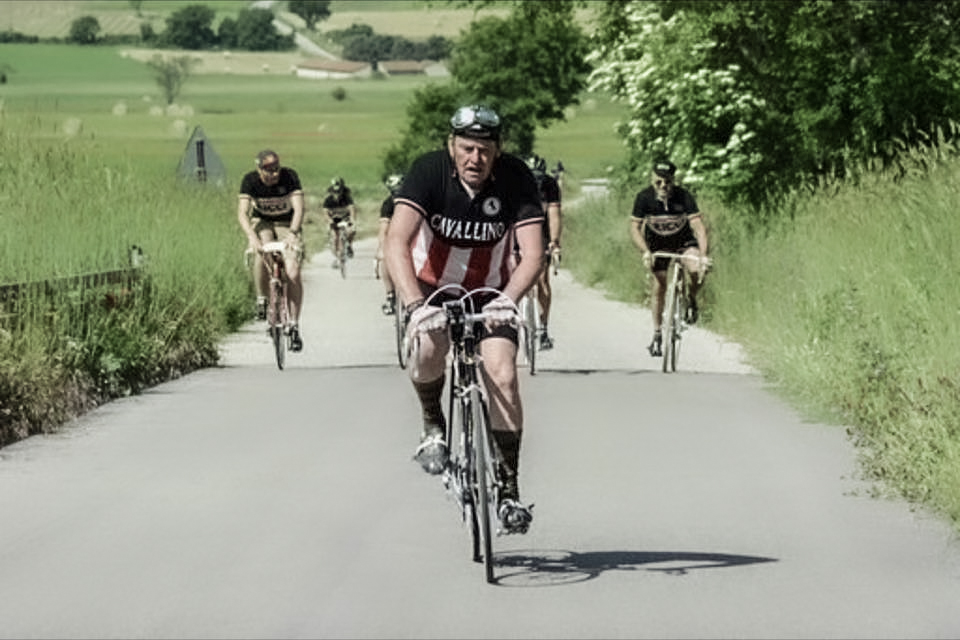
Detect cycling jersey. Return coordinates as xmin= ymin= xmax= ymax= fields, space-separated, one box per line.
xmin=532 ymin=171 xmax=561 ymax=246
xmin=380 ymin=195 xmax=395 ymax=220
xmin=239 ymin=168 xmax=302 ymax=225
xmin=395 ymin=150 xmax=543 ymax=291
xmin=323 ymin=190 xmax=355 ymax=220
xmin=631 ymin=184 xmax=701 ymax=250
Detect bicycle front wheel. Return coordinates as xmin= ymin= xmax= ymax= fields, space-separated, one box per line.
xmin=662 ymin=262 xmax=681 ymax=373
xmin=394 ymin=311 xmax=408 ymax=369
xmin=269 ymin=278 xmax=287 ymax=370
xmin=470 ymin=387 xmax=497 ymax=584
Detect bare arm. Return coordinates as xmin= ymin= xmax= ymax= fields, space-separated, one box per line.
xmin=289 ymin=190 xmax=305 ymax=234
xmin=502 ymin=222 xmax=544 ymax=303
xmin=629 ymin=217 xmax=648 ymax=254
xmin=547 ymin=202 xmax=562 ymax=248
xmin=384 ymin=202 xmax=425 ymax=308
xmin=690 ymin=215 xmax=708 ymax=255
xmin=237 ymin=195 xmax=260 ymax=248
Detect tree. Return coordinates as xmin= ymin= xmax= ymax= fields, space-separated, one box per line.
xmin=589 ymin=0 xmax=960 ymax=210
xmin=147 ymin=55 xmax=197 ymax=105
xmin=381 ymin=84 xmax=465 ymax=176
xmin=162 ymin=4 xmax=217 ymax=50
xmin=235 ymin=8 xmax=293 ymax=51
xmin=448 ymin=1 xmax=592 ymax=155
xmin=288 ymin=0 xmax=331 ymax=31
xmin=129 ymin=0 xmax=143 ymax=17
xmin=68 ymin=16 xmax=101 ymax=45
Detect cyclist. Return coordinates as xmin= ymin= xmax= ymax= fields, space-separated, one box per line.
xmin=525 ymin=154 xmax=563 ymax=350
xmin=322 ymin=176 xmax=357 ymax=269
xmin=236 ymin=149 xmax=305 ymax=352
xmin=629 ymin=160 xmax=709 ymax=357
xmin=376 ymin=173 xmax=403 ymax=315
xmin=384 ymin=104 xmax=544 ymax=534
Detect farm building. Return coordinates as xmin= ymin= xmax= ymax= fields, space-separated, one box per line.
xmin=294 ymin=59 xmax=372 ymax=79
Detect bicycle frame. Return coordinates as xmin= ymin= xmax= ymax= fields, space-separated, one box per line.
xmin=413 ymin=285 xmax=518 ymax=584
xmin=518 ymin=289 xmax=539 ymax=375
xmin=650 ymin=251 xmax=707 ymax=373
xmin=330 ymin=219 xmax=352 ymax=279
xmin=261 ymin=240 xmax=291 ymax=370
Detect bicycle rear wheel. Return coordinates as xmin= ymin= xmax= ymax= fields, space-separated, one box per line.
xmin=519 ymin=293 xmax=537 ymax=375
xmin=338 ymin=241 xmax=347 ymax=279
xmin=268 ymin=277 xmax=287 ymax=370
xmin=470 ymin=388 xmax=497 ymax=584
xmin=662 ymin=262 xmax=681 ymax=373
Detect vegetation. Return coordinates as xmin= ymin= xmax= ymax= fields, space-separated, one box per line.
xmin=589 ymin=1 xmax=960 ymax=210
xmin=288 ymin=0 xmax=331 ymax=31
xmin=146 ymin=54 xmax=197 ymax=105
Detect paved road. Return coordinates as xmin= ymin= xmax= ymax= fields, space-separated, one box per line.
xmin=1 ymin=238 xmax=959 ymax=638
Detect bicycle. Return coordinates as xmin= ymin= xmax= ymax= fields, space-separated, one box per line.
xmin=260 ymin=240 xmax=294 ymax=370
xmin=550 ymin=246 xmax=561 ymax=276
xmin=411 ymin=285 xmax=519 ymax=584
xmin=394 ymin=304 xmax=408 ymax=369
xmin=650 ymin=251 xmax=709 ymax=373
xmin=517 ymin=288 xmax=540 ymax=375
xmin=329 ymin=218 xmax=352 ymax=279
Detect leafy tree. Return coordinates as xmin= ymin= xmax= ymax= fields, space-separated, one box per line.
xmin=590 ymin=0 xmax=960 ymax=211
xmin=162 ymin=4 xmax=217 ymax=50
xmin=129 ymin=0 xmax=143 ymax=17
xmin=147 ymin=55 xmax=197 ymax=105
xmin=217 ymin=17 xmax=238 ymax=49
xmin=140 ymin=22 xmax=156 ymax=44
xmin=235 ymin=8 xmax=294 ymax=51
xmin=287 ymin=0 xmax=331 ymax=31
xmin=381 ymin=83 xmax=465 ymax=176
xmin=448 ymin=1 xmax=592 ymax=155
xmin=68 ymin=16 xmax=101 ymax=44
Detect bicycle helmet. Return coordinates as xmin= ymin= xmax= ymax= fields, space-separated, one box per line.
xmin=330 ymin=176 xmax=345 ymax=192
xmin=450 ymin=104 xmax=501 ymax=141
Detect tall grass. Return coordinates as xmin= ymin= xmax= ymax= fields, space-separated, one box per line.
xmin=563 ymin=141 xmax=960 ymax=526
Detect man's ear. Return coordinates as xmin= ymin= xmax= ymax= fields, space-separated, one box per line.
xmin=447 ymin=135 xmax=455 ymax=157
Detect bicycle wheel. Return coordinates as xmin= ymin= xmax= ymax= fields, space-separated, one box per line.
xmin=338 ymin=240 xmax=347 ymax=279
xmin=470 ymin=387 xmax=496 ymax=583
xmin=661 ymin=261 xmax=680 ymax=373
xmin=394 ymin=310 xmax=408 ymax=369
xmin=269 ymin=278 xmax=286 ymax=370
xmin=671 ymin=276 xmax=686 ymax=372
xmin=519 ymin=294 xmax=537 ymax=375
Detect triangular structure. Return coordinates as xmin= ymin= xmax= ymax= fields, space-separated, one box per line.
xmin=177 ymin=126 xmax=227 ymax=187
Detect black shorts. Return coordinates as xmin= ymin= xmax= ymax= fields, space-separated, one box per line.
xmin=646 ymin=229 xmax=698 ymax=271
xmin=422 ymin=287 xmax=518 ymax=345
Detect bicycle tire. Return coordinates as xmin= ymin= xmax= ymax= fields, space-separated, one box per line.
xmin=470 ymin=387 xmax=496 ymax=583
xmin=268 ymin=275 xmax=287 ymax=370
xmin=270 ymin=325 xmax=285 ymax=370
xmin=338 ymin=241 xmax=347 ymax=280
xmin=662 ymin=261 xmax=680 ymax=373
xmin=394 ymin=311 xmax=408 ymax=369
xmin=519 ymin=294 xmax=537 ymax=375
xmin=671 ymin=275 xmax=686 ymax=372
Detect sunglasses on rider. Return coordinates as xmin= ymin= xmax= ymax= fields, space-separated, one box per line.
xmin=260 ymin=164 xmax=280 ymax=174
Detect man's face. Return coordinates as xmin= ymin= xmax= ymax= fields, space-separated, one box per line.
xmin=258 ymin=156 xmax=281 ymax=185
xmin=652 ymin=172 xmax=674 ymax=200
xmin=448 ymin=135 xmax=498 ymax=190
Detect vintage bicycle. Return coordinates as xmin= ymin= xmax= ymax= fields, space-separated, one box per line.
xmin=260 ymin=240 xmax=295 ymax=370
xmin=650 ymin=251 xmax=709 ymax=373
xmin=409 ymin=285 xmax=521 ymax=584
xmin=328 ymin=218 xmax=353 ymax=279
xmin=517 ymin=288 xmax=540 ymax=375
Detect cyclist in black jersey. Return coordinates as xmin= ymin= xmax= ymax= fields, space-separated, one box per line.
xmin=525 ymin=154 xmax=563 ymax=350
xmin=629 ymin=160 xmax=709 ymax=357
xmin=322 ymin=177 xmax=357 ymax=269
xmin=237 ymin=149 xmax=305 ymax=352
xmin=376 ymin=174 xmax=403 ymax=315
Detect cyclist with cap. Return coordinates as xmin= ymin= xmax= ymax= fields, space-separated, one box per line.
xmin=236 ymin=149 xmax=305 ymax=352
xmin=629 ymin=160 xmax=709 ymax=357
xmin=384 ymin=104 xmax=544 ymax=534
xmin=524 ymin=153 xmax=563 ymax=350
xmin=322 ymin=176 xmax=357 ymax=269
xmin=376 ymin=173 xmax=403 ymax=315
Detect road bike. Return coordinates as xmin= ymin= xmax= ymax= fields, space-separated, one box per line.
xmin=411 ymin=285 xmax=519 ymax=584
xmin=517 ymin=288 xmax=540 ymax=375
xmin=394 ymin=304 xmax=408 ymax=369
xmin=260 ymin=240 xmax=294 ymax=370
xmin=650 ymin=251 xmax=709 ymax=373
xmin=329 ymin=219 xmax=353 ymax=279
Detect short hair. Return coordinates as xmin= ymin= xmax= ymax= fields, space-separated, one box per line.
xmin=256 ymin=149 xmax=278 ymax=168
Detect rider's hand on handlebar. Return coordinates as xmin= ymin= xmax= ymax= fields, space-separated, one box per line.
xmin=642 ymin=251 xmax=653 ymax=270
xmin=482 ymin=293 xmax=518 ymax=329
xmin=408 ymin=303 xmax=447 ymax=336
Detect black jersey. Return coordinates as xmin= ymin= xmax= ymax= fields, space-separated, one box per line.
xmin=394 ymin=149 xmax=543 ymax=290
xmin=631 ymin=184 xmax=700 ymax=238
xmin=239 ymin=168 xmax=302 ymax=224
xmin=380 ymin=195 xmax=395 ymax=220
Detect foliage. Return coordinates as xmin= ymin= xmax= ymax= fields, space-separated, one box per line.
xmin=233 ymin=8 xmax=295 ymax=51
xmin=68 ymin=16 xmax=101 ymax=45
xmin=341 ymin=32 xmax=452 ymax=63
xmin=589 ymin=0 xmax=960 ymax=213
xmin=287 ymin=0 xmax=331 ymax=30
xmin=146 ymin=54 xmax=197 ymax=105
xmin=162 ymin=4 xmax=217 ymax=50
xmin=383 ymin=0 xmax=592 ymax=173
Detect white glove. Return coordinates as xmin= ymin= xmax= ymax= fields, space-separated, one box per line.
xmin=482 ymin=293 xmax=519 ymax=328
xmin=642 ymin=251 xmax=653 ymax=270
xmin=407 ymin=302 xmax=447 ymax=336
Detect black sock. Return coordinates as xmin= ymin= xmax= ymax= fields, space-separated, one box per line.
xmin=413 ymin=376 xmax=445 ymax=432
xmin=492 ymin=430 xmax=522 ymax=498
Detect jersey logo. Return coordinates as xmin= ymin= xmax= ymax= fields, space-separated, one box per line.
xmin=482 ymin=197 xmax=502 ymax=217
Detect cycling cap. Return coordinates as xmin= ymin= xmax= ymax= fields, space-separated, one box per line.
xmin=450 ymin=104 xmax=501 ymax=141
xmin=385 ymin=173 xmax=403 ymax=192
xmin=256 ymin=149 xmax=278 ymax=168
xmin=330 ymin=177 xmax=345 ymax=191
xmin=653 ymin=160 xmax=677 ymax=178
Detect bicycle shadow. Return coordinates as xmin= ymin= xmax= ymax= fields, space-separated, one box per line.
xmin=493 ymin=549 xmax=778 ymax=587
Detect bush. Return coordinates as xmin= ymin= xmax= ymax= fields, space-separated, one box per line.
xmin=331 ymin=86 xmax=347 ymax=101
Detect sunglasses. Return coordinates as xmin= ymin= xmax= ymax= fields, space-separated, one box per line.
xmin=654 ymin=178 xmax=673 ymax=187
xmin=260 ymin=164 xmax=280 ymax=174
xmin=450 ymin=105 xmax=500 ymax=131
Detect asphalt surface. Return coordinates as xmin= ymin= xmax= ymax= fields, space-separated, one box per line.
xmin=1 ymin=237 xmax=959 ymax=639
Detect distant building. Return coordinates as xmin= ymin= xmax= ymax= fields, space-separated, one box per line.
xmin=294 ymin=59 xmax=372 ymax=79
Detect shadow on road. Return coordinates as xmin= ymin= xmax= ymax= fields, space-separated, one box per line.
xmin=493 ymin=549 xmax=778 ymax=587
